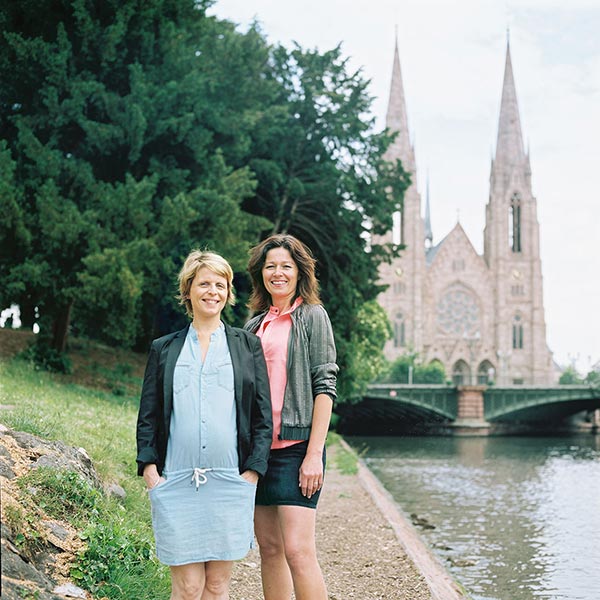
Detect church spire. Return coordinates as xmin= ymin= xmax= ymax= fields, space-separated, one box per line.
xmin=494 ymin=39 xmax=526 ymax=170
xmin=424 ymin=173 xmax=433 ymax=247
xmin=385 ymin=35 xmax=416 ymax=172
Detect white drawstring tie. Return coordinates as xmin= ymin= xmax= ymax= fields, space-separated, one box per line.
xmin=191 ymin=467 xmax=213 ymax=491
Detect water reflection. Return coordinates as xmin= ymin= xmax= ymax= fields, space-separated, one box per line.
xmin=348 ymin=435 xmax=600 ymax=600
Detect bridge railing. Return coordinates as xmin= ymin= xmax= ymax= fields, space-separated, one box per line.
xmin=484 ymin=385 xmax=600 ymax=421
xmin=365 ymin=384 xmax=458 ymax=419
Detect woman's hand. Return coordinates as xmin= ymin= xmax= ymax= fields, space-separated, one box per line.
xmin=240 ymin=470 xmax=259 ymax=485
xmin=299 ymin=452 xmax=323 ymax=498
xmin=143 ymin=464 xmax=165 ymax=490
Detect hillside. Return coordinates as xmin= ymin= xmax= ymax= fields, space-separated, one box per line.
xmin=0 ymin=328 xmax=147 ymax=396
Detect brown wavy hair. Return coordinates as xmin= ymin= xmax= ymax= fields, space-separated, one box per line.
xmin=247 ymin=234 xmax=321 ymax=313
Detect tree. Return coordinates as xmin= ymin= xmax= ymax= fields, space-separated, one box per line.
xmin=558 ymin=366 xmax=583 ymax=385
xmin=340 ymin=300 xmax=392 ymax=400
xmin=0 ymin=0 xmax=270 ymax=360
xmin=240 ymin=43 xmax=410 ymax=398
xmin=584 ymin=366 xmax=600 ymax=388
xmin=377 ymin=353 xmax=446 ymax=385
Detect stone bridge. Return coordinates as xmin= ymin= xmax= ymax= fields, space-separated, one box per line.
xmin=335 ymin=384 xmax=600 ymax=435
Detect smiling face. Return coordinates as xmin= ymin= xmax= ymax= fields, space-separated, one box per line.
xmin=262 ymin=247 xmax=299 ymax=308
xmin=188 ymin=267 xmax=228 ymax=321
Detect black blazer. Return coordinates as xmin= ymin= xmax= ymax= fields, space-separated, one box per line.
xmin=136 ymin=323 xmax=272 ymax=477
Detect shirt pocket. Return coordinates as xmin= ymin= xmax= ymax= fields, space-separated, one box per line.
xmin=217 ymin=359 xmax=234 ymax=392
xmin=173 ymin=362 xmax=192 ymax=394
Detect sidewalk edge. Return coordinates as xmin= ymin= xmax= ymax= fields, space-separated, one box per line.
xmin=339 ymin=438 xmax=470 ymax=600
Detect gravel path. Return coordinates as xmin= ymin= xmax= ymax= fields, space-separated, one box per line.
xmin=230 ymin=444 xmax=436 ymax=600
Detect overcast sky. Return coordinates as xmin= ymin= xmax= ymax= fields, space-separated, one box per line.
xmin=209 ymin=0 xmax=600 ymax=372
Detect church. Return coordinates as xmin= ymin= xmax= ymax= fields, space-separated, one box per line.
xmin=377 ymin=39 xmax=555 ymax=386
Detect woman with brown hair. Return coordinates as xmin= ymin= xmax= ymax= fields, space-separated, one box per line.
xmin=245 ymin=234 xmax=338 ymax=600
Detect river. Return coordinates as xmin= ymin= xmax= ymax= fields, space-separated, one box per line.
xmin=347 ymin=434 xmax=600 ymax=600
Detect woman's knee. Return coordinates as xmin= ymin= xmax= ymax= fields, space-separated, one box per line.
xmin=258 ymin=535 xmax=286 ymax=561
xmin=283 ymin=540 xmax=317 ymax=572
xmin=172 ymin=578 xmax=203 ymax=600
xmin=204 ymin=572 xmax=230 ymax=596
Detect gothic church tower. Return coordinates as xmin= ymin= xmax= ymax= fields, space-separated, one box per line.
xmin=483 ymin=41 xmax=553 ymax=384
xmin=378 ymin=38 xmax=554 ymax=385
xmin=377 ymin=39 xmax=426 ymax=359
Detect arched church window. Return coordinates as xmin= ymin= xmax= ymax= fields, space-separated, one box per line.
xmin=436 ymin=284 xmax=480 ymax=337
xmin=509 ymin=193 xmax=522 ymax=253
xmin=512 ymin=315 xmax=524 ymax=349
xmin=477 ymin=360 xmax=495 ymax=384
xmin=394 ymin=312 xmax=406 ymax=348
xmin=452 ymin=359 xmax=470 ymax=385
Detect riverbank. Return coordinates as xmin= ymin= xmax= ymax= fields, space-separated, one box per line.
xmin=230 ymin=441 xmax=467 ymax=600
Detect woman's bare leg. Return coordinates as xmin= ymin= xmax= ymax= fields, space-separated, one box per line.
xmin=255 ymin=505 xmax=293 ymax=600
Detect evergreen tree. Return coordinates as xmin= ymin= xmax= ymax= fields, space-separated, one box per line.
xmin=240 ymin=43 xmax=410 ymax=398
xmin=0 ymin=0 xmax=269 ymax=358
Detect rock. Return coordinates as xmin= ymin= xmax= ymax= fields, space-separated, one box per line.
xmin=7 ymin=430 xmax=100 ymax=489
xmin=0 ymin=441 xmax=13 ymax=457
xmin=105 ymin=482 xmax=126 ymax=500
xmin=0 ymin=456 xmax=16 ymax=479
xmin=410 ymin=513 xmax=436 ymax=529
xmin=42 ymin=521 xmax=70 ymax=542
xmin=1 ymin=540 xmax=54 ymax=587
xmin=448 ymin=557 xmax=477 ymax=567
xmin=53 ymin=582 xmax=87 ymax=598
xmin=0 ymin=428 xmax=102 ymax=600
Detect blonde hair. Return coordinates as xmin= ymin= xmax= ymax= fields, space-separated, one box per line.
xmin=177 ymin=250 xmax=236 ymax=317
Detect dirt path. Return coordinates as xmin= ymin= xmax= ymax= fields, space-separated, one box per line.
xmin=230 ymin=444 xmax=451 ymax=600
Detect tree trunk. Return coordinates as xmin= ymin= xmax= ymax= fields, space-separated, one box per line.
xmin=51 ymin=301 xmax=73 ymax=353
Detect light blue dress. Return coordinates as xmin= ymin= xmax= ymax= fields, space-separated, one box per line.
xmin=148 ymin=324 xmax=257 ymax=565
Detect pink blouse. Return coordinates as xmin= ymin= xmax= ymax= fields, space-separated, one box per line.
xmin=256 ymin=297 xmax=304 ymax=449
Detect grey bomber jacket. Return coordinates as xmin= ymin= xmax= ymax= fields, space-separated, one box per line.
xmin=244 ymin=302 xmax=338 ymax=440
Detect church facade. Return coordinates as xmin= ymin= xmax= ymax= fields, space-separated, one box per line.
xmin=377 ymin=40 xmax=554 ymax=386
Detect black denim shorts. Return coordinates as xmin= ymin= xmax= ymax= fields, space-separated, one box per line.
xmin=255 ymin=440 xmax=326 ymax=509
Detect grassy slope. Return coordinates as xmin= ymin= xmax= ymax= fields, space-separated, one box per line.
xmin=0 ymin=329 xmax=171 ymax=599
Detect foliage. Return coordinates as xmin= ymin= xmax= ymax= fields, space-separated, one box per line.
xmin=4 ymin=504 xmax=46 ymax=559
xmin=18 ymin=468 xmax=102 ymax=524
xmin=376 ymin=352 xmax=446 ymax=384
xmin=558 ymin=366 xmax=584 ymax=385
xmin=0 ymin=356 xmax=170 ymax=598
xmin=17 ymin=341 xmax=73 ymax=373
xmin=240 ymin=43 xmax=410 ymax=398
xmin=338 ymin=300 xmax=392 ymax=399
xmin=72 ymin=521 xmax=162 ymax=599
xmin=0 ymin=0 xmax=270 ymax=353
xmin=0 ymin=1 xmax=406 ymax=393
xmin=584 ymin=367 xmax=600 ymax=388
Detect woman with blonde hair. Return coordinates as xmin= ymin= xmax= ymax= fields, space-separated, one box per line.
xmin=137 ymin=250 xmax=272 ymax=600
xmin=245 ymin=234 xmax=338 ymax=600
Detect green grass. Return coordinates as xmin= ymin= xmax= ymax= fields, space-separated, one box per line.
xmin=0 ymin=357 xmax=171 ymax=599
xmin=327 ymin=431 xmax=359 ymax=475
